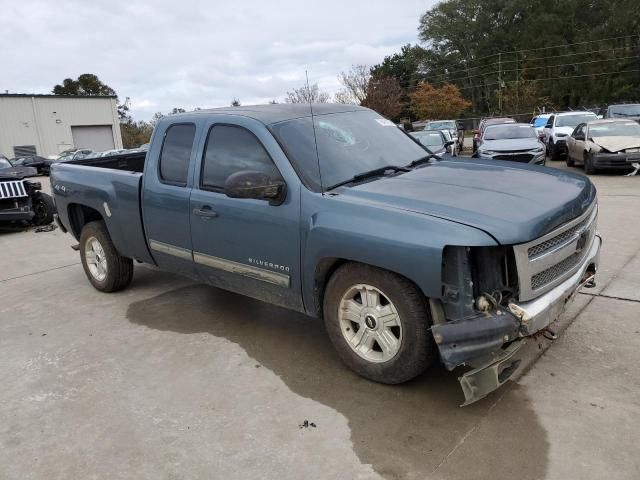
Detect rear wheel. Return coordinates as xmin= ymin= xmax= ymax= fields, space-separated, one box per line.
xmin=79 ymin=221 xmax=133 ymax=292
xmin=323 ymin=263 xmax=436 ymax=384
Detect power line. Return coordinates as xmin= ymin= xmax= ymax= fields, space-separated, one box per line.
xmin=451 ymin=68 xmax=640 ymax=92
xmin=466 ymin=34 xmax=639 ymax=64
xmin=424 ymin=53 xmax=640 ymax=86
xmin=424 ymin=45 xmax=636 ymax=83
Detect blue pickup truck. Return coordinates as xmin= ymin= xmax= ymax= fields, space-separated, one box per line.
xmin=51 ymin=104 xmax=601 ymax=404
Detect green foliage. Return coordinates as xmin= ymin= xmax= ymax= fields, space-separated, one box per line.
xmin=52 ymin=73 xmax=116 ymax=96
xmin=120 ymin=119 xmax=153 ymax=149
xmin=371 ymin=0 xmax=640 ymax=116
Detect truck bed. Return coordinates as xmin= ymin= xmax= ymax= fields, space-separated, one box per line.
xmin=70 ymin=151 xmax=146 ymax=172
xmin=50 ymin=152 xmax=154 ymax=265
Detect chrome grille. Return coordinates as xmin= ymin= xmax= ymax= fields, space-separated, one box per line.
xmin=513 ymin=202 xmax=598 ymax=301
xmin=528 ymin=215 xmax=591 ymax=259
xmin=0 ymin=180 xmax=28 ymax=199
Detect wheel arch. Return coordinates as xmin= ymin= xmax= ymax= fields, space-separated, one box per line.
xmin=67 ymin=203 xmax=105 ymax=240
xmin=310 ymin=258 xmax=427 ymax=318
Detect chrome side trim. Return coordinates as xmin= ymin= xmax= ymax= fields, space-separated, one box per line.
xmin=149 ymin=239 xmax=193 ymax=260
xmin=193 ymin=252 xmax=290 ymax=288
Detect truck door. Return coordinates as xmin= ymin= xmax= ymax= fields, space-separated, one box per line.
xmin=142 ymin=121 xmax=199 ymax=278
xmin=189 ymin=118 xmax=302 ymax=311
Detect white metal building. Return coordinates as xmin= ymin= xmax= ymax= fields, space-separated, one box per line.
xmin=0 ymin=94 xmax=123 ymax=159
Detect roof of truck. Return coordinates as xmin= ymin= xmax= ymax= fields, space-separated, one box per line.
xmin=180 ymin=103 xmax=369 ymax=125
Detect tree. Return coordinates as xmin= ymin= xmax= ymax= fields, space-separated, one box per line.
xmin=410 ymin=83 xmax=471 ymax=119
xmin=52 ymin=73 xmax=132 ymax=120
xmin=52 ymin=73 xmax=116 ymax=96
xmin=231 ymin=98 xmax=241 ymax=107
xmin=120 ymin=119 xmax=153 ymax=149
xmin=336 ymin=65 xmax=370 ymax=104
xmin=169 ymin=107 xmax=186 ymax=115
xmin=361 ymin=76 xmax=404 ymax=121
xmin=284 ymin=83 xmax=330 ymax=103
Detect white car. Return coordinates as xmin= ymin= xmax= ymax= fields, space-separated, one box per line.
xmin=530 ymin=114 xmax=551 ymax=140
xmin=543 ymin=112 xmax=598 ymax=160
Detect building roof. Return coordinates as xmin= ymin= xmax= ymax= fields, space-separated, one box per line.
xmin=0 ymin=93 xmax=117 ymax=99
xmin=180 ymin=103 xmax=368 ymax=125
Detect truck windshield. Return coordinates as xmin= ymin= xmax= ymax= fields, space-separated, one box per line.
xmin=424 ymin=120 xmax=456 ymax=130
xmin=0 ymin=158 xmax=12 ymax=169
xmin=270 ymin=110 xmax=426 ymax=191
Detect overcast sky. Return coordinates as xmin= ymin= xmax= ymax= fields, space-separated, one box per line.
xmin=1 ymin=0 xmax=434 ymax=119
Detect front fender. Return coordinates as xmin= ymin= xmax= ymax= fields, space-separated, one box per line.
xmin=300 ymin=190 xmax=497 ymax=314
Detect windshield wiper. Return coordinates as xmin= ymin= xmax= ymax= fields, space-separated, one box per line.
xmin=326 ymin=165 xmax=410 ymax=191
xmin=406 ymin=148 xmax=443 ymax=168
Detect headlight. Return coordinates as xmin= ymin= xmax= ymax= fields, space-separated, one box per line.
xmin=478 ymin=150 xmax=495 ymax=156
xmin=533 ymin=147 xmax=544 ymax=153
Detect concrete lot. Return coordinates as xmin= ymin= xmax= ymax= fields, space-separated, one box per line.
xmin=1 ymin=163 xmax=639 ymax=480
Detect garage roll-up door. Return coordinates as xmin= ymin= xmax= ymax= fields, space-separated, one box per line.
xmin=71 ymin=125 xmax=115 ymax=151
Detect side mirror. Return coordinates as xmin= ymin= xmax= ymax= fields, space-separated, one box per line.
xmin=444 ymin=140 xmax=455 ymax=148
xmin=544 ymin=125 xmax=551 ymax=128
xmin=472 ymin=129 xmax=479 ymax=135
xmin=224 ymin=170 xmax=286 ymax=206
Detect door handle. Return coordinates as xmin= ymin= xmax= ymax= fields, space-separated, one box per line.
xmin=193 ymin=206 xmax=218 ymax=219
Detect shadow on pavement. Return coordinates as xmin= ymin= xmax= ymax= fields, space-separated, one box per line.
xmin=127 ymin=284 xmax=548 ymax=479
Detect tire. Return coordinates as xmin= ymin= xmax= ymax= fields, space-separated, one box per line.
xmin=584 ymin=151 xmax=596 ymax=175
xmin=565 ymin=152 xmax=575 ymax=167
xmin=323 ymin=263 xmax=437 ymax=384
xmin=31 ymin=192 xmax=55 ymax=225
xmin=549 ymin=140 xmax=560 ymax=161
xmin=79 ymin=221 xmax=133 ymax=292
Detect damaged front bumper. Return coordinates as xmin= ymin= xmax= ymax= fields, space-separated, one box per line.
xmin=432 ymin=233 xmax=602 ymax=405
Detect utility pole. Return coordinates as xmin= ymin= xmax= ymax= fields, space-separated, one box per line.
xmin=498 ymin=52 xmax=502 ymax=114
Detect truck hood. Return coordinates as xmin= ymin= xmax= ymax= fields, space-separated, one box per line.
xmin=553 ymin=126 xmax=575 ymax=137
xmin=0 ymin=166 xmax=38 ymax=179
xmin=591 ymin=136 xmax=640 ymax=153
xmin=336 ymin=159 xmax=596 ymax=245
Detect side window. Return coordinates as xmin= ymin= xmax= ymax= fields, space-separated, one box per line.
xmin=159 ymin=124 xmax=196 ymax=185
xmin=572 ymin=125 xmax=582 ymax=137
xmin=545 ymin=115 xmax=554 ymax=128
xmin=201 ymin=125 xmax=280 ymax=190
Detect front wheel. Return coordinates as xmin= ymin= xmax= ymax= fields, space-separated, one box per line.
xmin=323 ymin=263 xmax=436 ymax=384
xmin=31 ymin=192 xmax=55 ymax=225
xmin=79 ymin=221 xmax=133 ymax=292
xmin=584 ymin=151 xmax=596 ymax=175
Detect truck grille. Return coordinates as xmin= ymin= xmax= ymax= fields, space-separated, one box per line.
xmin=513 ymin=202 xmax=598 ymax=301
xmin=0 ymin=180 xmax=28 ymax=199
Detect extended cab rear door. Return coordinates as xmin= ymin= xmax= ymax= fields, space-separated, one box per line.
xmin=189 ymin=115 xmax=303 ymax=311
xmin=142 ymin=118 xmax=202 ymax=278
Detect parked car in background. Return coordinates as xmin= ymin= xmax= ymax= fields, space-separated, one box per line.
xmin=600 ymin=103 xmax=640 ymax=122
xmin=473 ymin=117 xmax=516 ymax=152
xmin=0 ymin=157 xmax=55 ymax=225
xmin=421 ymin=120 xmax=463 ymax=152
xmin=10 ymin=155 xmax=51 ymax=175
xmin=474 ymin=123 xmax=545 ymax=165
xmin=96 ymin=149 xmax=128 ymax=158
xmin=566 ymin=119 xmax=640 ymax=174
xmin=439 ymin=129 xmax=457 ymax=155
xmin=410 ymin=130 xmax=451 ymax=158
xmin=543 ymin=111 xmax=598 ymax=160
xmin=43 ymin=149 xmax=94 ymax=175
xmin=0 ymin=157 xmax=38 ymax=178
xmin=530 ymin=114 xmax=551 ymax=140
